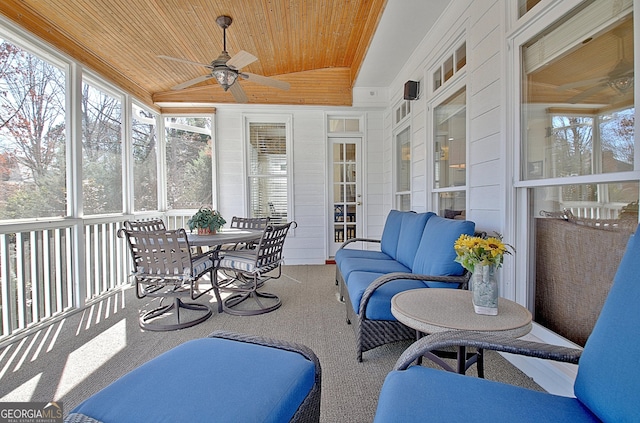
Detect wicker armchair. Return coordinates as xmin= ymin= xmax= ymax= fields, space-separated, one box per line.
xmin=374 ymin=223 xmax=640 ymax=423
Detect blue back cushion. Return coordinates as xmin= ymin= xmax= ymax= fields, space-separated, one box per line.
xmin=412 ymin=216 xmax=475 ymax=275
xmin=396 ymin=212 xmax=434 ymax=268
xmin=380 ymin=210 xmax=405 ymax=259
xmin=574 ymin=225 xmax=640 ymax=422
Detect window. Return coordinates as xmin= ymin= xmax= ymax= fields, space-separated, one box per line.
xmin=433 ymin=41 xmax=466 ymax=92
xmin=247 ymin=118 xmax=291 ymax=223
xmin=132 ymin=105 xmax=158 ymax=211
xmin=395 ymin=126 xmax=411 ymax=210
xmin=81 ymin=81 xmax=123 ymax=215
xmin=521 ymin=6 xmax=635 ymax=216
xmin=433 ymin=87 xmax=467 ymax=218
xmin=165 ymin=116 xmax=212 ymax=209
xmin=518 ymin=1 xmax=636 ymax=344
xmin=328 ymin=117 xmax=361 ymax=133
xmin=518 ymin=0 xmax=543 ymax=18
xmin=0 ymin=39 xmax=67 ymax=220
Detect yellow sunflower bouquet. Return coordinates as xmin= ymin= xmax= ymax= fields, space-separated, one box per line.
xmin=454 ymin=233 xmax=513 ymax=273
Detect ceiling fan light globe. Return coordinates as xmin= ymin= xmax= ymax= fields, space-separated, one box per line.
xmin=213 ymin=68 xmax=238 ymax=91
xmin=608 ymin=76 xmax=633 ymax=95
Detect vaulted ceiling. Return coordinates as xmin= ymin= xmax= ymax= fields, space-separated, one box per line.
xmin=0 ymin=0 xmax=388 ymax=110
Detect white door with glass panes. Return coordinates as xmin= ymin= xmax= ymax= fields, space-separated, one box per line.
xmin=330 ymin=138 xmax=362 ymax=257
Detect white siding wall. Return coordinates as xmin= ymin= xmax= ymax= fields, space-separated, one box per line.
xmin=364 ymin=111 xmax=388 ymax=243
xmin=215 ymin=106 xmax=384 ymax=264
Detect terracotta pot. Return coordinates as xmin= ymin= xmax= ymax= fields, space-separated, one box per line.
xmin=197 ymin=227 xmax=215 ymax=235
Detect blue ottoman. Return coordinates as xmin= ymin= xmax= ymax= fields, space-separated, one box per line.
xmin=65 ymin=331 xmax=321 ymax=423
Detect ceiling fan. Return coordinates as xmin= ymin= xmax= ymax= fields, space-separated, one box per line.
xmin=158 ymin=15 xmax=290 ymax=103
xmin=556 ymin=27 xmax=633 ymax=104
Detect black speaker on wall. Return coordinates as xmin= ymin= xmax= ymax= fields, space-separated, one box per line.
xmin=404 ymin=80 xmax=419 ymax=100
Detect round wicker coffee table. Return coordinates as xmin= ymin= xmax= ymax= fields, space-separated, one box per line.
xmin=391 ymin=289 xmax=532 ymax=376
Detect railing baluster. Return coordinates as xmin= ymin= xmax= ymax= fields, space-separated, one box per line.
xmin=16 ymin=232 xmax=27 ymax=330
xmin=42 ymin=229 xmax=55 ymax=321
xmin=1 ymin=233 xmax=12 ymax=337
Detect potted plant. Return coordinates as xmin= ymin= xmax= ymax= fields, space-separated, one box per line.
xmin=187 ymin=207 xmax=226 ymax=235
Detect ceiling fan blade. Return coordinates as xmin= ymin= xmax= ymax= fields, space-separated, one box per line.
xmin=158 ymin=55 xmax=212 ymax=69
xmin=171 ymin=74 xmax=212 ymax=90
xmin=567 ymin=83 xmax=608 ymax=104
xmin=227 ymin=50 xmax=258 ymax=70
xmin=229 ymin=82 xmax=248 ymax=103
xmin=242 ymin=72 xmax=290 ymax=90
xmin=556 ymin=77 xmax=607 ymax=91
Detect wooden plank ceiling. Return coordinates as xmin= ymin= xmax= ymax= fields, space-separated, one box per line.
xmin=0 ymin=0 xmax=387 ymax=111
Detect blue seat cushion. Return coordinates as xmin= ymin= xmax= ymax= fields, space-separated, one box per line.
xmin=335 ymin=249 xmax=393 ymax=267
xmin=380 ymin=210 xmax=406 ymax=259
xmin=340 ymin=258 xmax=410 ymax=285
xmin=395 ymin=212 xmax=434 ymax=268
xmin=412 ymin=215 xmax=475 ymax=275
xmin=374 ymin=366 xmax=599 ymax=423
xmin=69 ymin=337 xmax=316 ymax=423
xmin=346 ymin=271 xmax=428 ymax=320
xmin=574 ymin=225 xmax=640 ymax=422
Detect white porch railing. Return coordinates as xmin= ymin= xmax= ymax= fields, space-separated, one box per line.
xmin=0 ymin=212 xmax=194 ymax=341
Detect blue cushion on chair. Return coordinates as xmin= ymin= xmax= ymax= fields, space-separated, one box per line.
xmin=218 ymin=250 xmax=257 ymax=272
xmin=374 ymin=366 xmax=599 ymax=423
xmin=347 ymin=271 xmax=428 ymax=320
xmin=574 ymin=225 xmax=640 ymax=422
xmin=412 ymin=216 xmax=475 ymax=275
xmin=395 ymin=212 xmax=434 ymax=269
xmin=69 ymin=337 xmax=316 ymax=423
xmin=380 ymin=210 xmax=406 ymax=259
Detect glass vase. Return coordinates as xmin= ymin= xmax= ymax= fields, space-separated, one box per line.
xmin=471 ymin=264 xmax=498 ymax=315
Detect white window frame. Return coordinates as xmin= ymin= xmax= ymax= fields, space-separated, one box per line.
xmin=243 ymin=114 xmax=294 ymax=226
xmin=429 ymin=78 xmax=468 ymax=217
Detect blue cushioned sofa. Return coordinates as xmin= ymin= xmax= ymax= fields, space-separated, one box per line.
xmin=335 ymin=210 xmax=475 ymax=361
xmin=374 ymin=223 xmax=640 ymax=423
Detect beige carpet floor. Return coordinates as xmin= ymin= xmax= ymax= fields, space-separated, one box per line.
xmin=0 ymin=265 xmax=542 ymax=422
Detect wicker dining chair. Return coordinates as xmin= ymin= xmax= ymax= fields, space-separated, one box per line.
xmin=214 ymin=222 xmax=295 ymax=315
xmin=118 ymin=227 xmax=217 ymax=331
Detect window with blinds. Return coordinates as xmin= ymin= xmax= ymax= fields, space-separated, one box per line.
xmin=248 ymin=122 xmax=288 ymax=223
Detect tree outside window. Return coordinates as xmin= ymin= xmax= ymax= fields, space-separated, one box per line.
xmin=165 ymin=116 xmax=212 ymax=210
xmin=0 ymin=39 xmax=66 ymax=220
